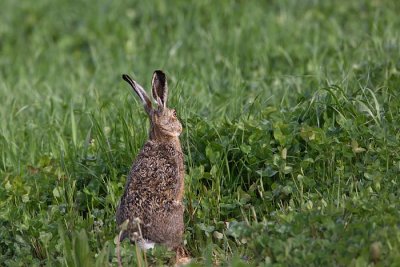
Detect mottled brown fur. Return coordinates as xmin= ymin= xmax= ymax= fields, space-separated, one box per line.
xmin=116 ymin=140 xmax=185 ymax=248
xmin=116 ymin=71 xmax=187 ymax=252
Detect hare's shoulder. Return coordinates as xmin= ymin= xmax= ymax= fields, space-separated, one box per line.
xmin=140 ymin=140 xmax=182 ymax=158
xmin=129 ymin=140 xmax=183 ymax=187
xmin=133 ymin=140 xmax=182 ymax=168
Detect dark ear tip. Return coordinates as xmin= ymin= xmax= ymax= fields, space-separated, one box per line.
xmin=122 ymin=74 xmax=129 ymax=81
xmin=153 ymin=70 xmax=166 ymax=82
xmin=154 ymin=70 xmax=166 ymax=77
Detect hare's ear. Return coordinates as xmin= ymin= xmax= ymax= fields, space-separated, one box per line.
xmin=151 ymin=70 xmax=168 ymax=108
xmin=122 ymin=74 xmax=152 ymax=114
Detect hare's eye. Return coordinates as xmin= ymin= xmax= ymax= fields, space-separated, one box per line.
xmin=173 ymin=110 xmax=177 ymax=117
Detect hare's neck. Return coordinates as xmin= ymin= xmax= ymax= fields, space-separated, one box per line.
xmin=149 ymin=131 xmax=181 ymax=149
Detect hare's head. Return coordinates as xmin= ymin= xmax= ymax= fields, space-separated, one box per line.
xmin=122 ymin=70 xmax=182 ymax=140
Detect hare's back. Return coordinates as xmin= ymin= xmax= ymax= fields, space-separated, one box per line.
xmin=117 ymin=141 xmax=183 ymax=223
xmin=129 ymin=141 xmax=183 ymax=194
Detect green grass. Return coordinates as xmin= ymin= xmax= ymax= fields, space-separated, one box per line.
xmin=1 ymin=0 xmax=400 ymax=266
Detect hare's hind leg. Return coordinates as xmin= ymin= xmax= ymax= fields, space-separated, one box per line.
xmin=174 ymin=246 xmax=191 ymax=266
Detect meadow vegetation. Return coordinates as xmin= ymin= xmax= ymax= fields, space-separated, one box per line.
xmin=1 ymin=0 xmax=400 ymax=266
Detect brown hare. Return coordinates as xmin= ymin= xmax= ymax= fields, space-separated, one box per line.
xmin=116 ymin=70 xmax=189 ymax=265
